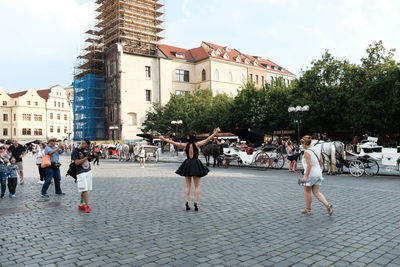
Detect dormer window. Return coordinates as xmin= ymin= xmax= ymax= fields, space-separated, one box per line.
xmin=215 ymin=48 xmax=222 ymax=55
xmin=223 ymin=53 xmax=229 ymax=59
xmin=211 ymin=51 xmax=217 ymax=57
xmin=278 ymin=67 xmax=282 ymax=71
xmin=175 ymin=52 xmax=185 ymax=59
xmin=225 ymin=47 xmax=231 ymax=52
xmin=253 ymin=61 xmax=258 ymax=66
xmin=235 ymin=56 xmax=241 ymax=62
xmin=244 ymin=58 xmax=250 ymax=64
xmin=271 ymin=66 xmax=275 ymax=70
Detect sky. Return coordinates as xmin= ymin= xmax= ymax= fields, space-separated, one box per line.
xmin=0 ymin=0 xmax=399 ymax=92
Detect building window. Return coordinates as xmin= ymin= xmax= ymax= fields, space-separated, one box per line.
xmin=64 ymin=114 xmax=67 ymax=120
xmin=50 ymin=126 xmax=53 ymax=133
xmin=57 ymin=114 xmax=60 ymax=120
xmin=27 ymin=101 xmax=31 ymax=105
xmin=215 ymin=69 xmax=219 ymax=81
xmin=249 ymin=74 xmax=253 ymax=81
xmin=34 ymin=129 xmax=43 ymax=136
xmin=62 ymin=103 xmax=64 ymax=108
xmin=14 ymin=101 xmax=17 ymax=105
xmin=242 ymin=74 xmax=246 ymax=83
xmin=176 ymin=69 xmax=189 ymax=82
xmin=145 ymin=66 xmax=151 ymax=78
xmin=202 ymin=69 xmax=206 ymax=81
xmin=57 ymin=127 xmax=60 ymax=133
xmin=256 ymin=75 xmax=259 ymax=85
xmin=58 ymin=102 xmax=60 ymax=108
xmin=175 ymin=90 xmax=188 ymax=96
xmin=34 ymin=114 xmax=42 ymax=121
xmin=229 ymin=72 xmax=233 ymax=82
xmin=262 ymin=76 xmax=265 ymax=85
xmin=13 ymin=114 xmax=16 ymax=121
xmin=145 ymin=90 xmax=151 ymax=102
xmin=13 ymin=128 xmax=16 ymax=136
xmin=128 ymin=112 xmax=137 ymax=126
xmin=54 ymin=101 xmax=56 ymax=107
xmin=271 ymin=76 xmax=274 ymax=83
xmin=2 ymin=101 xmax=6 ymax=106
xmin=50 ymin=113 xmax=53 ymax=119
xmin=23 ymin=114 xmax=31 ymax=121
xmin=64 ymin=127 xmax=67 ymax=133
xmin=22 ymin=128 xmax=31 ymax=135
xmin=35 ymin=101 xmax=38 ymax=106
xmin=3 ymin=128 xmax=8 ymax=136
xmin=3 ymin=114 xmax=8 ymax=121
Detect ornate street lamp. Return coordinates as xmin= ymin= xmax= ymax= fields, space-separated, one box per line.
xmin=288 ymin=105 xmax=310 ymax=143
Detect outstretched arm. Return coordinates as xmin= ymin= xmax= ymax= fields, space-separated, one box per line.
xmin=159 ymin=136 xmax=186 ymax=149
xmin=196 ymin=128 xmax=221 ymax=147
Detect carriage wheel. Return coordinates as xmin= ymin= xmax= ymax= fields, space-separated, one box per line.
xmin=255 ymin=152 xmax=269 ymax=169
xmin=349 ymin=160 xmax=365 ymax=177
xmin=364 ymin=159 xmax=379 ymax=176
xmin=271 ymin=153 xmax=285 ymax=169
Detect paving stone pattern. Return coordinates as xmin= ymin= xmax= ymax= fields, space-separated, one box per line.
xmin=0 ymin=154 xmax=400 ymax=266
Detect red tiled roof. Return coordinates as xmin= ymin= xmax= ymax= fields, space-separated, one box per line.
xmin=8 ymin=91 xmax=27 ymax=98
xmin=157 ymin=41 xmax=295 ymax=76
xmin=37 ymin=89 xmax=51 ymax=100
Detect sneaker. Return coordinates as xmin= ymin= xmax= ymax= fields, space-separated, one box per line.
xmin=0 ymin=194 xmax=4 ymax=199
xmin=10 ymin=194 xmax=16 ymax=198
xmin=84 ymin=205 xmax=92 ymax=213
xmin=41 ymin=194 xmax=49 ymax=198
xmin=37 ymin=181 xmax=44 ymax=184
xmin=77 ymin=204 xmax=86 ymax=211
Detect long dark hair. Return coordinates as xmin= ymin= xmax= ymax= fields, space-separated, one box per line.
xmin=187 ymin=131 xmax=196 ymax=143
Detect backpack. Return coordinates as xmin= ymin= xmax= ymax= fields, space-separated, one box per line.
xmin=66 ymin=162 xmax=77 ymax=182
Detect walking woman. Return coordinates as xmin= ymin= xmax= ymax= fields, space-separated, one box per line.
xmin=159 ymin=128 xmax=221 ymax=211
xmin=299 ymin=135 xmax=333 ymax=215
xmin=36 ymin=143 xmax=46 ymax=184
xmin=138 ymin=145 xmax=146 ymax=168
xmin=286 ymin=139 xmax=298 ymax=172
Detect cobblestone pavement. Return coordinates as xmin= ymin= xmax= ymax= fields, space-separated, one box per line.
xmin=1 ymin=154 xmax=400 ymax=267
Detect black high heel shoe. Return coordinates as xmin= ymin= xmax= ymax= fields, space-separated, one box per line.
xmin=185 ymin=202 xmax=190 ymax=211
xmin=194 ymin=203 xmax=198 ymax=211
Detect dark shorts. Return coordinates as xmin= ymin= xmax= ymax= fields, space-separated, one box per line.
xmin=287 ymin=155 xmax=298 ymax=161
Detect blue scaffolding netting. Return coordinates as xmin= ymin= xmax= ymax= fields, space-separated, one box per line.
xmin=73 ymin=73 xmax=106 ymax=141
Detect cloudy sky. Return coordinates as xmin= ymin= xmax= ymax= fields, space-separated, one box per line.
xmin=0 ymin=0 xmax=399 ymax=92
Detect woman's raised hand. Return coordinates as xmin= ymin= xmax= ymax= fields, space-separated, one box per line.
xmin=214 ymin=127 xmax=221 ymax=134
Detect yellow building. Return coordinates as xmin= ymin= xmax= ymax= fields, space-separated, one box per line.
xmin=0 ymin=86 xmax=73 ymax=142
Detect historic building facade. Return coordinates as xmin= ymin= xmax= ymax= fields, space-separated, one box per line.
xmin=104 ymin=41 xmax=296 ymax=140
xmin=0 ymin=86 xmax=73 ymax=142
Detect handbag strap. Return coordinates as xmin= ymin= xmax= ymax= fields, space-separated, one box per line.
xmin=306 ymin=149 xmax=320 ymax=161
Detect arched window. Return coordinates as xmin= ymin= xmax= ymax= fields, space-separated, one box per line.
xmin=229 ymin=72 xmax=233 ymax=82
xmin=128 ymin=112 xmax=137 ymax=126
xmin=215 ymin=69 xmax=219 ymax=81
xmin=202 ymin=69 xmax=206 ymax=81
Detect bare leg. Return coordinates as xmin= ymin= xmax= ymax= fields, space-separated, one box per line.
xmin=82 ymin=191 xmax=89 ymax=206
xmin=185 ymin=177 xmax=191 ymax=203
xmin=193 ymin=176 xmax=201 ymax=204
xmin=304 ymin=186 xmax=312 ymax=210
xmin=312 ymin=185 xmax=329 ymax=207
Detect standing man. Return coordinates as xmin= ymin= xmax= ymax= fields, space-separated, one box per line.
xmin=71 ymin=139 xmax=93 ymax=213
xmin=41 ymin=138 xmax=65 ymax=197
xmin=8 ymin=140 xmax=26 ymax=185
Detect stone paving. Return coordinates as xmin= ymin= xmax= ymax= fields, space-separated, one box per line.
xmin=0 ymin=154 xmax=400 ymax=266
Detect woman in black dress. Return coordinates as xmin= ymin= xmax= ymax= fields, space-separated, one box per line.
xmin=159 ymin=128 xmax=221 ymax=211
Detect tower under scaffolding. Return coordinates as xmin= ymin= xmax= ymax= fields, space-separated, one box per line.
xmin=73 ymin=0 xmax=165 ymax=141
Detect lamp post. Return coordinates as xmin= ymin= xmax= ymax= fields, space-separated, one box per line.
xmin=288 ymin=105 xmax=309 ymax=143
xmin=171 ymin=120 xmax=183 ymax=156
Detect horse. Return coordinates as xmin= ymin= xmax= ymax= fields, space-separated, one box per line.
xmin=203 ymin=143 xmax=223 ymax=167
xmin=310 ymin=140 xmax=346 ymax=175
xmin=117 ymin=144 xmax=130 ymax=161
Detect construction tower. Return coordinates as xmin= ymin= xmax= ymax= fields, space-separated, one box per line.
xmin=95 ymin=0 xmax=165 ymax=55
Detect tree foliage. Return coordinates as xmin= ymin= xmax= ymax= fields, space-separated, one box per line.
xmin=143 ymin=41 xmax=400 ymax=142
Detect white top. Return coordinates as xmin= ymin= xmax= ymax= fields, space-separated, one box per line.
xmin=302 ymin=147 xmax=323 ymax=178
xmin=36 ymin=149 xmax=45 ymax=164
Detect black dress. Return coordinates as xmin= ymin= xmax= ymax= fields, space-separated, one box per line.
xmin=176 ymin=142 xmax=209 ymax=177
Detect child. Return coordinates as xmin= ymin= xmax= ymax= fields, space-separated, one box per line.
xmin=0 ymin=147 xmax=9 ymax=198
xmin=7 ymin=158 xmax=19 ymax=198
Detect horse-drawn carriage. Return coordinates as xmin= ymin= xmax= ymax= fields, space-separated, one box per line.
xmin=117 ymin=143 xmax=159 ymax=163
xmin=315 ymin=137 xmax=400 ymax=177
xmin=220 ymin=144 xmax=286 ymax=169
